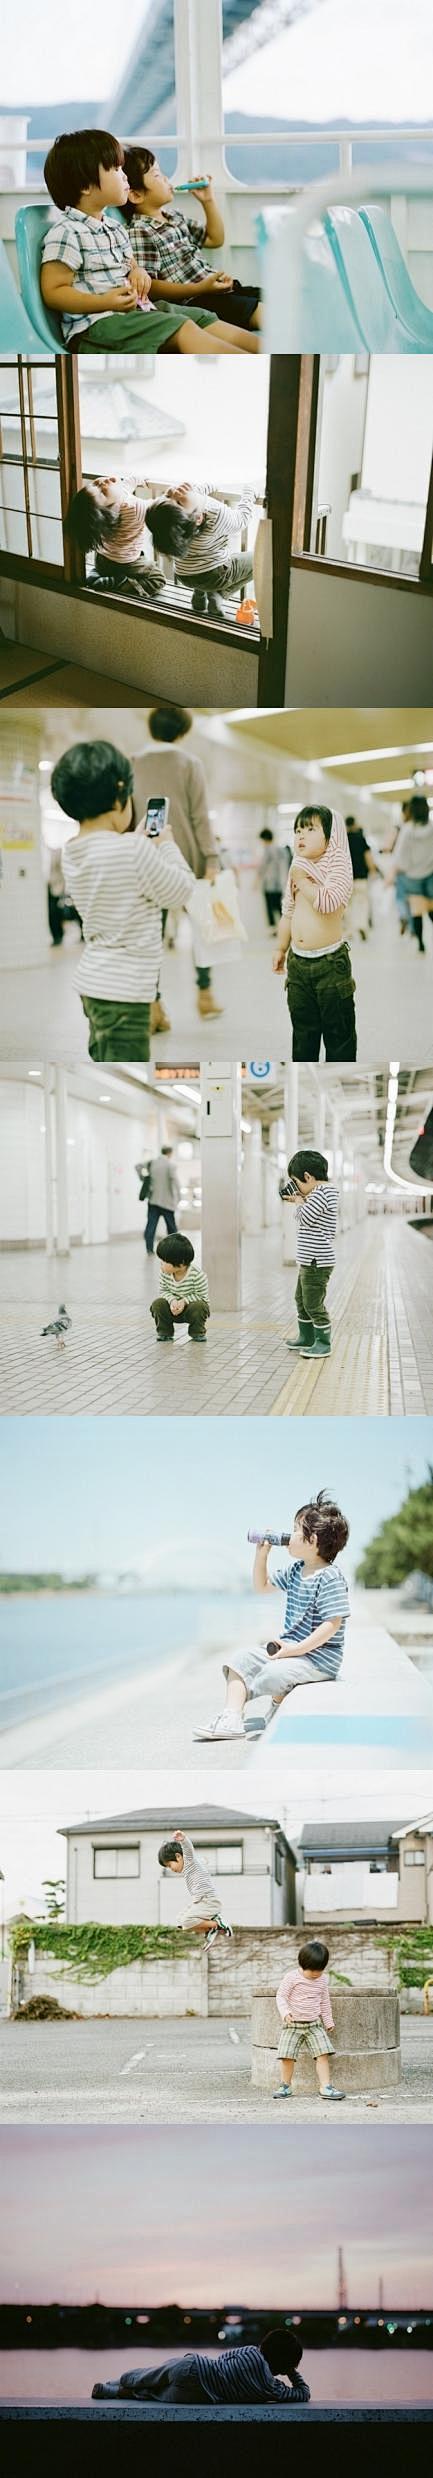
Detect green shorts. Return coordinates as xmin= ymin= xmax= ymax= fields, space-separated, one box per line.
xmin=74 ymin=308 xmax=216 ymax=353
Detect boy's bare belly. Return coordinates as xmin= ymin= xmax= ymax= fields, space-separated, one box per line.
xmin=290 ymin=891 xmax=346 ymax=951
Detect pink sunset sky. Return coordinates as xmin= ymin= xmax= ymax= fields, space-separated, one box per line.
xmin=1 ymin=2128 xmax=432 ymax=2309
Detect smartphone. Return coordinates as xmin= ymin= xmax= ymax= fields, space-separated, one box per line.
xmin=144 ymin=796 xmax=169 ymax=839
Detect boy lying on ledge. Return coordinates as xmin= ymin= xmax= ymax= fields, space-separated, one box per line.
xmin=92 ymin=2331 xmax=310 ymax=2405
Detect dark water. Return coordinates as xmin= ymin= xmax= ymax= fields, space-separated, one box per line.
xmin=0 ymin=2346 xmax=432 ymax=2406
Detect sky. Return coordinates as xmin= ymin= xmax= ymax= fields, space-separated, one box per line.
xmin=0 ymin=1416 xmax=431 ymax=1586
xmin=1 ymin=1 xmax=432 ymax=116
xmin=1 ymin=1765 xmax=428 ymax=1918
xmin=1 ymin=2125 xmax=432 ymax=2306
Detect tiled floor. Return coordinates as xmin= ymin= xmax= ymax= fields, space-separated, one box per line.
xmin=0 ymin=890 xmax=431 ymax=1064
xmin=0 ymin=1220 xmax=431 ymax=1417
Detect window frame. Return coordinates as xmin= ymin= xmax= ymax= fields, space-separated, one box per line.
xmin=93 ymin=1841 xmax=141 ymax=1880
xmin=0 ymin=356 xmax=71 ymax=577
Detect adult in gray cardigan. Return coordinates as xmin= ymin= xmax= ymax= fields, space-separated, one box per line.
xmin=134 ymin=707 xmax=222 ymax=1027
xmin=138 ymin=1145 xmax=181 ymax=1256
xmin=92 ymin=2329 xmax=310 ymax=2406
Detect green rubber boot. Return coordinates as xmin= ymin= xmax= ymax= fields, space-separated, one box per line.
xmin=286 ymin=1319 xmax=314 ymax=1352
xmin=300 ymin=1326 xmax=332 ymax=1358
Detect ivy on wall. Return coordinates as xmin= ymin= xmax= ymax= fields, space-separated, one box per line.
xmin=9 ymin=1919 xmax=198 ymax=1981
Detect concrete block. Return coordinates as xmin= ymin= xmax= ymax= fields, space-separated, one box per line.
xmin=251 ymin=1987 xmax=401 ymax=2091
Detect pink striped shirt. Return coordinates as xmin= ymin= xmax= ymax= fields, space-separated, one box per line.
xmin=283 ymin=811 xmax=353 ymax=919
xmin=276 ymin=1968 xmax=334 ymax=2028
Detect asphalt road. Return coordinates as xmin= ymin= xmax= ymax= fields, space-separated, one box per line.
xmin=1 ymin=2015 xmax=432 ymax=2124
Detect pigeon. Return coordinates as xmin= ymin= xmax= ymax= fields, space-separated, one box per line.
xmin=41 ymin=1304 xmax=71 ymax=1351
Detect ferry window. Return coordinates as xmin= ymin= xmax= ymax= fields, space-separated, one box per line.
xmin=0 ymin=360 xmax=64 ymax=566
xmin=307 ymin=356 xmax=433 ymax=581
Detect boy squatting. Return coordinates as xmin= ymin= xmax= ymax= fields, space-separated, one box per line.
xmin=193 ymin=1491 xmax=349 ymax=1741
xmin=150 ymin=1233 xmax=210 ymax=1342
xmin=158 ymin=1828 xmax=233 ymax=1947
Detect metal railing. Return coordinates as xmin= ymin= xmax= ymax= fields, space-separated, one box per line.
xmin=5 ymin=128 xmax=433 ymax=187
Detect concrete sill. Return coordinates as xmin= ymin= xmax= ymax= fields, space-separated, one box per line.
xmin=1 ymin=2403 xmax=432 ymax=2423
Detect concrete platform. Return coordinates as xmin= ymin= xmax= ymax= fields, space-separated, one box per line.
xmin=1 ymin=2401 xmax=432 ymax=2423
xmin=259 ymin=1623 xmax=433 ymax=1765
xmin=251 ymin=1990 xmax=401 ymax=2092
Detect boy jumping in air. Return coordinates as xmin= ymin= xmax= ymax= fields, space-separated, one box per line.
xmin=194 ymin=1491 xmax=349 ymax=1741
xmin=274 ymin=1939 xmax=345 ymax=2104
xmin=158 ymin=1827 xmax=233 ymax=1947
xmin=280 ymin=1148 xmax=338 ymax=1359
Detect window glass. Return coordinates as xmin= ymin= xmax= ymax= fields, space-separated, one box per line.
xmin=309 ymin=356 xmax=433 ymax=577
xmin=0 ymin=361 xmax=63 ymax=565
xmin=93 ymin=1843 xmax=140 ymax=1877
xmin=215 ymin=1844 xmax=243 ymax=1875
xmin=77 ymin=358 xmax=269 ymax=632
xmin=403 ymin=1848 xmax=425 ymax=1866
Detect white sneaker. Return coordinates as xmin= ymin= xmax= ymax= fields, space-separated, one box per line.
xmin=193 ymin=1712 xmax=245 ymax=1742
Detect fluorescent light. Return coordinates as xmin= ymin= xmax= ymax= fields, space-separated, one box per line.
xmin=320 ymin=743 xmax=433 ymax=769
xmin=28 ymin=1069 xmax=41 ymax=1078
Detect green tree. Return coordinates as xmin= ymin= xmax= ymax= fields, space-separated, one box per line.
xmin=356 ymin=1468 xmax=433 ymax=1587
xmin=42 ymin=1880 xmax=66 ymax=1921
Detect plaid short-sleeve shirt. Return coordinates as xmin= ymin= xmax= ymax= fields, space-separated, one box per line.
xmin=128 ymin=204 xmax=211 ymax=283
xmin=41 ymin=206 xmax=144 ymax=341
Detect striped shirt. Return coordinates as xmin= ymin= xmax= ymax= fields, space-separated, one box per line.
xmin=271 ymin=1557 xmax=349 ymax=1679
xmin=63 ymin=831 xmax=194 ymax=1002
xmin=160 ymin=1266 xmax=209 ymax=1308
xmin=41 ymin=207 xmax=151 ymax=342
xmin=283 ymin=811 xmax=353 ymax=919
xmin=143 ymin=2350 xmax=310 ymax=2405
xmin=276 ymin=1968 xmax=334 ymax=2029
xmin=174 ymin=489 xmax=254 ymax=580
xmin=128 ymin=204 xmax=212 ymax=283
xmin=176 ymin=1832 xmax=217 ymax=1906
xmin=295 ymin=1184 xmax=338 ymax=1267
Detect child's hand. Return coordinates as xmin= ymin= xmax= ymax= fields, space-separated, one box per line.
xmin=136 ymin=269 xmax=152 ymax=302
xmin=103 ymin=282 xmax=137 ymax=312
xmin=189 ymin=272 xmax=232 ymax=293
xmin=170 ymin=1298 xmax=183 ymax=1315
xmin=189 ymin=174 xmax=213 ymax=198
xmin=272 ymin=949 xmax=287 ymax=973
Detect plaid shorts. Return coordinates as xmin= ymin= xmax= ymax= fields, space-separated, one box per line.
xmin=277 ymin=2022 xmax=334 ymax=2060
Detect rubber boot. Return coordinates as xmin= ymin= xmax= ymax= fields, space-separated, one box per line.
xmin=286 ymin=1318 xmax=314 ymax=1352
xmin=300 ymin=1326 xmax=332 ymax=1359
xmin=150 ymin=998 xmax=171 ymax=1034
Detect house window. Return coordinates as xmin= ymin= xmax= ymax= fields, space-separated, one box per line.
xmin=0 ymin=360 xmax=65 ymax=567
xmin=403 ymin=1849 xmax=425 ymax=1867
xmin=195 ymin=1842 xmax=243 ymax=1874
xmin=93 ymin=1843 xmax=140 ymax=1879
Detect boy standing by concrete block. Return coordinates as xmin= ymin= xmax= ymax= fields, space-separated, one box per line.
xmin=274 ymin=1939 xmax=345 ymax=2103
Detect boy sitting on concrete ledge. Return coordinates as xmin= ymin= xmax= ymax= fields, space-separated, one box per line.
xmin=194 ymin=1491 xmax=349 ymax=1742
xmin=150 ymin=1233 xmax=210 ymax=1342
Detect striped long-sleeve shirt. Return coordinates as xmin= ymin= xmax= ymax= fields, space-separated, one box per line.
xmin=276 ymin=1968 xmax=334 ymax=2029
xmin=63 ymin=831 xmax=195 ymax=1001
xmin=295 ymin=1184 xmax=338 ymax=1267
xmin=123 ymin=2349 xmax=310 ymax=2405
xmin=175 ymin=489 xmax=254 ymax=580
xmin=175 ymin=1832 xmax=217 ymax=1907
xmin=270 ymin=1558 xmax=349 ymax=1679
xmin=283 ymin=812 xmax=353 ymax=919
xmin=160 ymin=1266 xmax=209 ymax=1309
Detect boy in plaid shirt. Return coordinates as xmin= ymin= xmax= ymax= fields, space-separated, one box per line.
xmin=122 ymin=146 xmax=262 ymax=333
xmin=42 ymin=131 xmax=259 ymax=353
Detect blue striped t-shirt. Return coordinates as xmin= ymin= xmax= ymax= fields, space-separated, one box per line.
xmin=271 ymin=1557 xmax=349 ymax=1678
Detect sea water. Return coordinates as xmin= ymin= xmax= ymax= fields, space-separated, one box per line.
xmin=0 ymin=1591 xmax=255 ymax=1733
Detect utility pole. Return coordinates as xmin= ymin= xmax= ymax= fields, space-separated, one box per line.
xmin=337 ymin=2247 xmax=348 ymax=2310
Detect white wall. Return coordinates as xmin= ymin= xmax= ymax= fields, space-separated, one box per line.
xmin=0 ymin=1081 xmax=47 ymax=1243
xmin=286 ymin=561 xmax=433 ymax=701
xmin=66 ymin=1824 xmax=284 ymax=1929
xmin=362 ymin=356 xmax=433 ymax=502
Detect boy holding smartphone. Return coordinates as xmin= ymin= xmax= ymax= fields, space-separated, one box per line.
xmin=52 ymin=740 xmax=195 ymax=1061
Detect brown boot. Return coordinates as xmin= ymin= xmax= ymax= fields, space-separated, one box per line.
xmin=150 ymin=998 xmax=171 ymax=1034
xmin=197 ymin=988 xmax=223 ymax=1018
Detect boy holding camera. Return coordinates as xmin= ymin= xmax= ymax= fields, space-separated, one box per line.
xmin=280 ymin=1148 xmax=338 ymax=1359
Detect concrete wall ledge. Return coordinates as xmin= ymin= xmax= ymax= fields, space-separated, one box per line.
xmin=1 ymin=2403 xmax=432 ymax=2422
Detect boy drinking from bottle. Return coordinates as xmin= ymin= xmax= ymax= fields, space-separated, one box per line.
xmin=194 ymin=1492 xmax=349 ymax=1741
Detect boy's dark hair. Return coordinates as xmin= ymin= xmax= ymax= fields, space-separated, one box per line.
xmin=298 ymin=1939 xmax=329 ymax=1972
xmin=122 ymin=144 xmax=156 ymax=221
xmin=259 ymin=826 xmax=274 ymax=841
xmin=145 ymin=502 xmax=198 ymax=557
xmin=294 ymin=804 xmax=333 ymax=842
xmin=408 ymin=794 xmax=429 ymax=824
xmin=260 ymin=2328 xmax=302 ymax=2375
xmin=345 ymin=815 xmax=356 ymax=827
xmin=51 ymin=741 xmax=134 ymax=824
xmin=44 ymin=129 xmax=123 ymax=211
xmin=158 ymin=1838 xmax=183 ymax=1867
xmin=161 ymin=1145 xmax=173 ymax=1156
xmin=156 ymin=1233 xmax=194 ymax=1267
xmin=295 ymin=1487 xmax=349 ymax=1564
xmin=148 ymin=707 xmax=192 ymax=743
xmin=65 ymin=487 xmax=119 ymax=556
xmin=288 ymin=1149 xmax=328 ymax=1182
